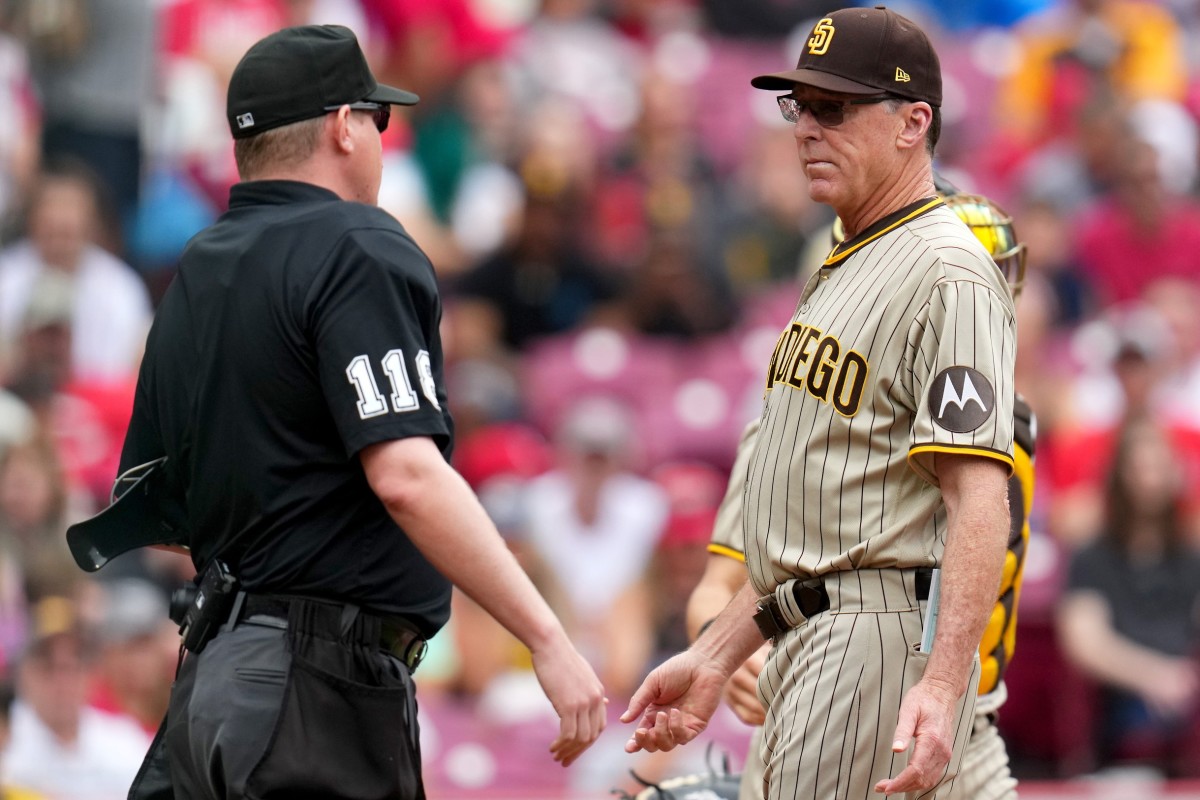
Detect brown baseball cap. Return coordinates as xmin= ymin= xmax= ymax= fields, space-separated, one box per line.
xmin=751 ymin=6 xmax=941 ymax=107
xmin=227 ymin=25 xmax=418 ymax=140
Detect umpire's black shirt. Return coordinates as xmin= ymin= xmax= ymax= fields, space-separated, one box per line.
xmin=119 ymin=181 xmax=453 ymax=637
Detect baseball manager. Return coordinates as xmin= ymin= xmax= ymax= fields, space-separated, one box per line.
xmin=622 ymin=7 xmax=1016 ymax=799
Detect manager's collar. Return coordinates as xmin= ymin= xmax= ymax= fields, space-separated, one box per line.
xmin=824 ymin=196 xmax=943 ymax=268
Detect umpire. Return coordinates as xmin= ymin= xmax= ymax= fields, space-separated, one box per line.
xmin=120 ymin=25 xmax=605 ymax=800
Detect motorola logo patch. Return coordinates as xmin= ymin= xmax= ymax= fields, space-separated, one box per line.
xmin=929 ymin=366 xmax=994 ymax=432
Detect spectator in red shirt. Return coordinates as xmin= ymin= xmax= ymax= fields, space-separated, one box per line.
xmin=1073 ymin=139 xmax=1200 ymax=307
xmin=1043 ymin=307 xmax=1200 ymax=548
xmin=358 ymin=0 xmax=508 ymax=103
xmin=86 ymin=579 xmax=176 ymax=737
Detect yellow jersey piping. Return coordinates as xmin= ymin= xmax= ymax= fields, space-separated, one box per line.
xmin=825 ymin=197 xmax=944 ymax=267
xmin=908 ymin=443 xmax=1015 ymax=476
xmin=707 ymin=543 xmax=746 ymax=562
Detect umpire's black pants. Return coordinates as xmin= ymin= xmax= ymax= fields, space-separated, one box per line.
xmin=130 ymin=598 xmax=425 ymax=800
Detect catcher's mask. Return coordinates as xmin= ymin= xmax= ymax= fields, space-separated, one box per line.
xmin=830 ymin=190 xmax=1027 ymax=301
xmin=941 ymin=192 xmax=1026 ymax=301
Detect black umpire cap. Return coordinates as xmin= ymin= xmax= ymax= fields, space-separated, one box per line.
xmin=226 ymin=25 xmax=419 ymax=140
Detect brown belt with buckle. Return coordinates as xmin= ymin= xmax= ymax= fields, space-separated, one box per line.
xmin=238 ymin=594 xmax=428 ymax=672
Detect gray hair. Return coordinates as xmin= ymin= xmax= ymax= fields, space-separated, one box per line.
xmin=884 ymin=99 xmax=939 ymax=157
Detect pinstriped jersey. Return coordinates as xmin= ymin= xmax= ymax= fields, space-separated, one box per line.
xmin=743 ymin=198 xmax=1016 ymax=597
xmin=709 ymin=395 xmax=1036 ymax=703
xmin=707 ymin=419 xmax=758 ymax=562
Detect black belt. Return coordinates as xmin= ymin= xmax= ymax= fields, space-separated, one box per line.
xmin=238 ymin=594 xmax=429 ymax=672
xmin=754 ymin=567 xmax=934 ymax=640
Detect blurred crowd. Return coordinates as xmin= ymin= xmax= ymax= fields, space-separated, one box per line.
xmin=0 ymin=0 xmax=1194 ymax=797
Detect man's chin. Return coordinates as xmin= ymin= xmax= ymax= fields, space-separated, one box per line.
xmin=807 ymin=181 xmax=837 ymax=206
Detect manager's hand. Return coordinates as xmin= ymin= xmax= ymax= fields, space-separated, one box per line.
xmin=874 ymin=677 xmax=957 ymax=794
xmin=620 ymin=650 xmax=728 ymax=753
xmin=532 ymin=637 xmax=607 ymax=766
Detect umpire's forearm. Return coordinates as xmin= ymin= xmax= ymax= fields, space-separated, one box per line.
xmin=361 ymin=436 xmax=566 ymax=653
xmin=924 ymin=454 xmax=1010 ymax=698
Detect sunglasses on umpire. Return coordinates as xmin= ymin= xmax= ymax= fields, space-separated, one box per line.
xmin=776 ymin=94 xmax=895 ymax=128
xmin=323 ymin=102 xmax=391 ymax=133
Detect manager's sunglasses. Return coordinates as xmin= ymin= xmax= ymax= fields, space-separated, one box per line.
xmin=777 ymin=94 xmax=895 ymax=128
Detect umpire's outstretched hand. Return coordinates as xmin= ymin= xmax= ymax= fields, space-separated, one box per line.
xmin=532 ymin=635 xmax=608 ymax=766
xmin=620 ymin=650 xmax=728 ymax=753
